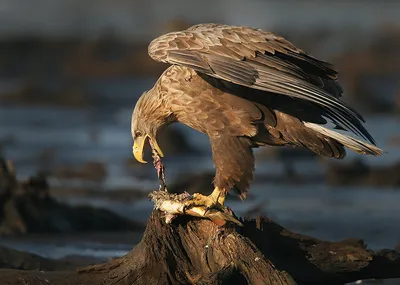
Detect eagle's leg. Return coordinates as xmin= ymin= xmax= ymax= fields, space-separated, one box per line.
xmin=209 ymin=186 xmax=226 ymax=206
xmin=184 ymin=187 xmax=226 ymax=213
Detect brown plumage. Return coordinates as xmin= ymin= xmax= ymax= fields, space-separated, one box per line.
xmin=131 ymin=23 xmax=383 ymax=203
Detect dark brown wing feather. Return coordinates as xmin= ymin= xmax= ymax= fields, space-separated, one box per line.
xmin=148 ymin=23 xmax=376 ymax=145
xmin=267 ymin=110 xmax=346 ymax=159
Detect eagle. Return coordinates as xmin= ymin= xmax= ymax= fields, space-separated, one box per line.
xmin=131 ymin=23 xmax=383 ymax=217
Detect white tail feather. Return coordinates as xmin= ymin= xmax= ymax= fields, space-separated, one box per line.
xmin=304 ymin=122 xmax=384 ymax=156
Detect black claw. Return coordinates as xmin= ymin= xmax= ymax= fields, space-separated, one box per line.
xmin=204 ymin=203 xmax=224 ymax=215
xmin=182 ymin=201 xmax=195 ymax=213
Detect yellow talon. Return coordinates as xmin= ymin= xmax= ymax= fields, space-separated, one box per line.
xmin=184 ymin=187 xmax=226 ymax=213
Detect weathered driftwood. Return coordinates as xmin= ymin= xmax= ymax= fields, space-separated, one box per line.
xmin=1 ymin=210 xmax=400 ymax=285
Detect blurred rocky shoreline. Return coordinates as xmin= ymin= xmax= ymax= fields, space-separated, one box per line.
xmin=0 ymin=159 xmax=144 ymax=236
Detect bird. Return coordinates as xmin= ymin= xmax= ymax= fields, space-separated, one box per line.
xmin=131 ymin=23 xmax=383 ymax=217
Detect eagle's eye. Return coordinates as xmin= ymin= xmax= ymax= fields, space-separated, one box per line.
xmin=134 ymin=131 xmax=142 ymax=138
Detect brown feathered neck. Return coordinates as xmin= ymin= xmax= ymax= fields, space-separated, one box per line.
xmin=131 ymin=87 xmax=174 ymax=139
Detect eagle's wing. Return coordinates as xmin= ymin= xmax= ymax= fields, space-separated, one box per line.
xmin=148 ymin=23 xmax=375 ymax=144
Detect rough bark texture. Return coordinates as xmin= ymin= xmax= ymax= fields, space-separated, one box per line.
xmin=1 ymin=210 xmax=400 ymax=285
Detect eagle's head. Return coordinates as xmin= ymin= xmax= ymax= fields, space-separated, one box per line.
xmin=131 ymin=89 xmax=173 ymax=163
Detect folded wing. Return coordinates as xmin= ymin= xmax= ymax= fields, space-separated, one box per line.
xmin=148 ymin=23 xmax=376 ymax=145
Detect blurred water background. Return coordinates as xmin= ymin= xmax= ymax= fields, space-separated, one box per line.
xmin=0 ymin=1 xmax=399 ymax=275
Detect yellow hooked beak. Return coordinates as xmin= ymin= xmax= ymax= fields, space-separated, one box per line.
xmin=133 ymin=134 xmax=164 ymax=164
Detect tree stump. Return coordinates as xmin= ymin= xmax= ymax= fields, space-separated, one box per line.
xmin=1 ymin=210 xmax=400 ymax=285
